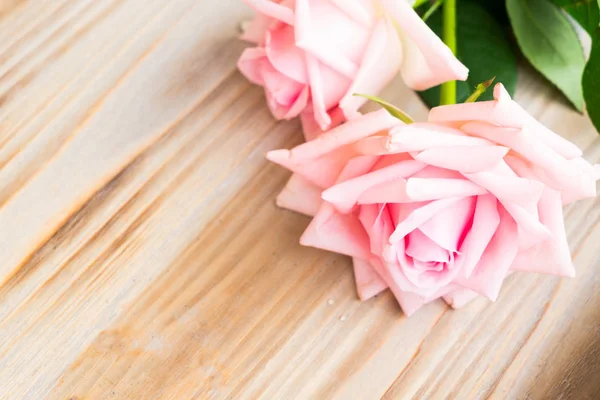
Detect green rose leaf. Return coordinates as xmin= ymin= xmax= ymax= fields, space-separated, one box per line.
xmin=418 ymin=0 xmax=517 ymax=107
xmin=551 ymin=0 xmax=599 ymax=35
xmin=507 ymin=0 xmax=586 ymax=111
xmin=583 ymin=28 xmax=600 ymax=133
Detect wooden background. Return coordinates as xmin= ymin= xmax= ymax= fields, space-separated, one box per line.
xmin=0 ymin=1 xmax=599 ymax=399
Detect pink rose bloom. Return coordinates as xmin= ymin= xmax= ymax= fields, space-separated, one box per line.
xmin=268 ymin=83 xmax=598 ymax=316
xmin=238 ymin=0 xmax=468 ymax=139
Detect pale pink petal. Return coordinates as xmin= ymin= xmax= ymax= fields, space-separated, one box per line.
xmin=287 ymin=109 xmax=399 ymax=160
xmin=300 ymin=107 xmax=345 ymax=141
xmin=267 ymin=149 xmax=371 ymax=190
xmin=300 ymin=203 xmax=371 ymax=259
xmin=377 ymin=0 xmax=468 ymax=90
xmin=295 ymin=0 xmax=369 ymax=78
xmin=336 ymin=154 xmax=382 ymax=183
xmin=388 ymin=197 xmax=464 ymax=244
xmin=388 ymin=123 xmax=492 ymax=153
xmin=323 ymin=160 xmax=426 ymax=213
xmin=353 ymin=257 xmax=388 ymax=301
xmin=461 ymin=122 xmax=595 ymax=199
xmin=369 ymin=258 xmax=427 ymax=316
xmin=265 ymin=25 xmax=308 ymax=83
xmin=331 ymin=0 xmax=373 ymax=26
xmin=443 ymin=288 xmax=480 ymax=309
xmin=429 ymin=83 xmax=582 ymax=159
xmin=394 ymin=290 xmax=428 ymax=316
xmin=305 ymin=53 xmax=332 ymax=130
xmin=405 ymin=177 xmax=487 ymax=202
xmin=383 ymin=240 xmax=455 ymax=298
xmin=281 ymin=85 xmax=310 ymax=119
xmin=261 ymin=60 xmax=306 ymax=115
xmin=276 ymin=174 xmax=323 ymax=216
xmin=418 ymin=196 xmax=476 ymax=251
xmin=405 ymin=229 xmax=449 ymax=263
xmin=352 ymin=135 xmax=392 ymax=156
xmin=267 ymin=110 xmax=397 ymax=188
xmin=361 ymin=204 xmax=396 ymax=257
xmin=338 ymin=19 xmax=403 ymax=119
xmin=244 ymin=0 xmax=295 ymax=25
xmin=238 ymin=48 xmax=269 ymax=85
xmin=455 ymin=207 xmax=518 ymax=301
xmin=357 ymin=179 xmax=410 ymax=204
xmin=463 ymin=165 xmax=545 ymax=208
xmin=510 ymin=187 xmax=575 ymax=277
xmin=414 ymin=145 xmax=510 ymax=174
xmin=401 ymin=260 xmax=461 ymax=297
xmin=455 ymin=194 xmax=500 ymax=278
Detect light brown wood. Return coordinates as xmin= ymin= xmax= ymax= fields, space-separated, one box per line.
xmin=0 ymin=1 xmax=598 ymax=399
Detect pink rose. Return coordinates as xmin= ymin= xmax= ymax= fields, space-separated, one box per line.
xmin=268 ymin=83 xmax=598 ymax=316
xmin=238 ymin=0 xmax=468 ymax=139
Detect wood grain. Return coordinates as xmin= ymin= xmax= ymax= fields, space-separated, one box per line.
xmin=0 ymin=1 xmax=598 ymax=399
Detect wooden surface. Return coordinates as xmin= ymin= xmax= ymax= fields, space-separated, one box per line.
xmin=0 ymin=1 xmax=599 ymax=399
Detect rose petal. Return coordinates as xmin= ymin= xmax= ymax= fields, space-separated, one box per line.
xmin=323 ymin=159 xmax=426 ymax=213
xmin=352 ymin=135 xmax=392 ymax=156
xmin=244 ymin=0 xmax=295 ymax=25
xmin=305 ymin=53 xmax=332 ymax=129
xmin=455 ymin=206 xmax=518 ymax=301
xmin=295 ymin=0 xmax=368 ymax=78
xmin=276 ymin=174 xmax=323 ymax=216
xmin=281 ymin=85 xmax=310 ymax=119
xmin=360 ymin=204 xmax=395 ymax=255
xmin=388 ymin=123 xmax=493 ymax=153
xmin=331 ymin=0 xmax=373 ymax=26
xmin=377 ymin=0 xmax=469 ymax=90
xmin=463 ymin=163 xmax=551 ymax=248
xmin=238 ymin=47 xmax=269 ymax=85
xmin=353 ymin=257 xmax=388 ymax=301
xmin=405 ymin=229 xmax=450 ymax=263
xmin=414 ymin=145 xmax=510 ymax=173
xmin=338 ymin=19 xmax=403 ymax=119
xmin=510 ymin=187 xmax=575 ymax=277
xmin=368 ymin=258 xmax=427 ymax=316
xmin=267 ymin=109 xmax=397 ymax=188
xmin=276 ymin=109 xmax=398 ymax=160
xmin=405 ymin=177 xmax=487 ymax=202
xmin=300 ymin=203 xmax=371 ymax=259
xmin=265 ymin=25 xmax=308 ymax=83
xmin=463 ymin=164 xmax=545 ymax=208
xmin=388 ymin=197 xmax=464 ymax=244
xmin=418 ymin=196 xmax=476 ymax=251
xmin=300 ymin=106 xmax=345 ymax=141
xmin=455 ymin=194 xmax=500 ymax=278
xmin=461 ymin=122 xmax=594 ymax=199
xmin=428 ymin=83 xmax=582 ymax=159
xmin=357 ymin=180 xmax=411 ymax=204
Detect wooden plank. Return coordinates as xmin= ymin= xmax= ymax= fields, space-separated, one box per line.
xmin=0 ymin=1 xmax=598 ymax=399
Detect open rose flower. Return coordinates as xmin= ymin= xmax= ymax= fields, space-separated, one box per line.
xmin=238 ymin=0 xmax=468 ymax=139
xmin=267 ymin=83 xmax=598 ymax=316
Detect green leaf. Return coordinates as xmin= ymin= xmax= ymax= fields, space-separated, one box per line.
xmin=583 ymin=28 xmax=600 ymax=133
xmin=551 ymin=0 xmax=599 ymax=35
xmin=353 ymin=94 xmax=414 ymax=124
xmin=474 ymin=0 xmax=510 ymax=24
xmin=507 ymin=0 xmax=586 ymax=111
xmin=418 ymin=0 xmax=517 ymax=107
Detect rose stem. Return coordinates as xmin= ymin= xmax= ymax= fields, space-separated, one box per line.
xmin=440 ymin=0 xmax=457 ymax=105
